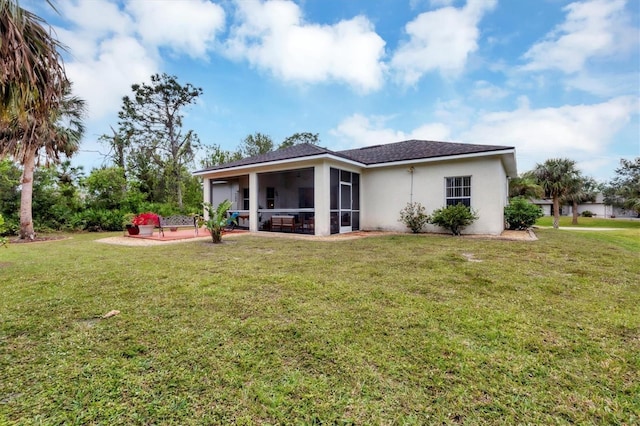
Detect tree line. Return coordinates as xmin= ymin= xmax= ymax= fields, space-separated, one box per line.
xmin=0 ymin=0 xmax=320 ymax=238
xmin=509 ymin=157 xmax=640 ymax=228
xmin=0 ymin=70 xmax=320 ymax=236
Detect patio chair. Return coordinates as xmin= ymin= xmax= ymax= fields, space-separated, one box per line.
xmin=225 ymin=212 xmax=240 ymax=230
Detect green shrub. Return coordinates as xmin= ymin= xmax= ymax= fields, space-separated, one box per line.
xmin=0 ymin=214 xmax=7 ymax=247
xmin=399 ymin=202 xmax=430 ymax=233
xmin=580 ymin=210 xmax=594 ymax=217
xmin=430 ymin=203 xmax=479 ymax=236
xmin=0 ymin=213 xmax=17 ymax=237
xmin=70 ymin=209 xmax=126 ymax=232
xmin=504 ymin=197 xmax=543 ymax=230
xmin=0 ymin=216 xmax=18 ymax=237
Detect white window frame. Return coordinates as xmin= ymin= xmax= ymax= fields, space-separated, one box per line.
xmin=445 ymin=176 xmax=471 ymax=207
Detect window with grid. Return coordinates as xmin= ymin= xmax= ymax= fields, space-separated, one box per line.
xmin=445 ymin=176 xmax=471 ymax=207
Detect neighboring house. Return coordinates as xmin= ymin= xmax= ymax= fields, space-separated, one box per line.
xmin=532 ymin=193 xmax=637 ymax=218
xmin=194 ymin=140 xmax=517 ymax=236
xmin=530 ymin=199 xmax=554 ymax=217
xmin=574 ymin=193 xmax=638 ymax=218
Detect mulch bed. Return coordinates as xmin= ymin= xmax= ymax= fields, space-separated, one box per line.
xmin=8 ymin=236 xmax=68 ymax=244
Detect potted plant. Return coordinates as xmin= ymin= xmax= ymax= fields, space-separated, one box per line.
xmin=203 ymin=200 xmax=235 ymax=243
xmin=132 ymin=212 xmax=160 ymax=236
xmin=196 ymin=215 xmax=205 ymax=229
xmin=122 ymin=213 xmax=139 ymax=235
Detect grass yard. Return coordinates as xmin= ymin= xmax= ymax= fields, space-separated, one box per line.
xmin=1 ymin=229 xmax=638 ymax=424
xmin=535 ymin=216 xmax=640 ymax=229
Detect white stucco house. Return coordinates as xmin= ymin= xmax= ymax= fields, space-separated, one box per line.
xmin=194 ymin=140 xmax=517 ymax=236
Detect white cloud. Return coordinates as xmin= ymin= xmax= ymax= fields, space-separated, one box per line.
xmin=126 ymin=0 xmax=225 ymax=58
xmin=565 ymin=71 xmax=640 ymax=97
xmin=54 ymin=1 xmax=153 ymax=120
xmin=65 ymin=36 xmax=157 ymax=120
xmin=463 ymin=96 xmax=637 ymax=174
xmin=225 ymin=0 xmax=386 ymax=92
xmin=470 ymin=80 xmax=509 ymax=100
xmin=54 ymin=0 xmax=134 ymax=60
xmin=577 ymin=156 xmax=621 ymax=179
xmin=390 ymin=0 xmax=497 ymax=85
xmin=50 ymin=0 xmax=226 ymax=122
xmin=330 ymin=114 xmax=451 ymax=148
xmin=429 ymin=0 xmax=455 ymax=6
xmin=522 ymin=0 xmax=632 ymax=73
xmin=58 ymin=0 xmax=134 ymax=37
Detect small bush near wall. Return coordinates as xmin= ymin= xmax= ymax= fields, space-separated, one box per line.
xmin=399 ymin=202 xmax=430 ymax=233
xmin=581 ymin=210 xmax=594 ymax=217
xmin=430 ymin=204 xmax=478 ymax=236
xmin=504 ymin=197 xmax=543 ymax=230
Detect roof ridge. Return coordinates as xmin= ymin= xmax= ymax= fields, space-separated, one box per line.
xmin=338 ymin=139 xmax=514 ymax=165
xmin=194 ymin=139 xmax=515 ymax=173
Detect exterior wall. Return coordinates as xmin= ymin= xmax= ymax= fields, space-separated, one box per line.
xmin=361 ymin=156 xmax=509 ymax=235
xmin=574 ymin=203 xmax=606 ymax=217
xmin=210 ymin=181 xmax=237 ymax=208
xmin=576 ymin=203 xmax=636 ymax=218
xmin=540 ymin=204 xmax=552 ymax=216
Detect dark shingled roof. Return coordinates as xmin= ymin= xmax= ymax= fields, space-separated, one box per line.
xmin=195 ymin=140 xmax=514 ymax=173
xmin=338 ymin=139 xmax=514 ymax=165
xmin=195 ymin=143 xmax=335 ymax=172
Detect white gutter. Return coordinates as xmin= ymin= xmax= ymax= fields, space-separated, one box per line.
xmin=365 ymin=149 xmax=516 ymax=168
xmin=193 ymin=148 xmax=517 ymax=176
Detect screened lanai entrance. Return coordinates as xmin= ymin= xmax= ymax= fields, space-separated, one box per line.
xmin=330 ymin=168 xmax=360 ymax=234
xmin=257 ymin=167 xmax=315 ymax=234
xmin=209 ymin=175 xmax=250 ymax=229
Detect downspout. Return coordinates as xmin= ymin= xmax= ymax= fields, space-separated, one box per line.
xmin=408 ymin=166 xmax=415 ymax=204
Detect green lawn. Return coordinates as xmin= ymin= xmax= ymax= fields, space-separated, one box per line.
xmin=1 ymin=230 xmax=638 ymax=424
xmin=536 ymin=216 xmax=640 ymax=228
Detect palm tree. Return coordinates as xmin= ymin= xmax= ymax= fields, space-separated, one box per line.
xmin=509 ymin=174 xmax=544 ymax=199
xmin=2 ymin=82 xmax=85 ymax=239
xmin=1 ymin=1 xmax=84 ymax=239
xmin=0 ymin=0 xmax=66 ymax=127
xmin=531 ymin=158 xmax=580 ymax=229
xmin=203 ymin=199 xmax=236 ymax=244
xmin=561 ymin=175 xmax=598 ymax=225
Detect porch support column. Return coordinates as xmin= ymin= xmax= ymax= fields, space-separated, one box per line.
xmin=202 ymin=178 xmax=211 ymax=219
xmin=314 ymin=164 xmax=330 ymax=236
xmin=249 ymin=172 xmax=259 ymax=232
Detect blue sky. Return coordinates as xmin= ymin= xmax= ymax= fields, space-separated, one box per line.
xmin=26 ymin=0 xmax=640 ymax=181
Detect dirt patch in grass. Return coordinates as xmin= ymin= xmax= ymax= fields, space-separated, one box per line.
xmin=9 ymin=235 xmax=68 ymax=244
